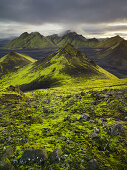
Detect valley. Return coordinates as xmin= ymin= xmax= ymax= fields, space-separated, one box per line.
xmin=0 ymin=33 xmax=127 ymax=170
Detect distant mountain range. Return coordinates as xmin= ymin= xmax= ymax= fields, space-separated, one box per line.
xmin=4 ymin=31 xmax=99 ymax=49
xmin=1 ymin=31 xmax=127 ymax=78
xmin=0 ymin=44 xmax=117 ymax=91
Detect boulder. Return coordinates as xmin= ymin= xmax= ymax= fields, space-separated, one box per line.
xmin=20 ymin=149 xmax=47 ymax=164
xmin=78 ymin=114 xmax=90 ymax=122
xmin=81 ymin=92 xmax=85 ymax=96
xmin=89 ymin=132 xmax=100 ymax=139
xmin=88 ymin=159 xmax=98 ymax=170
xmin=110 ymin=123 xmax=125 ymax=136
xmin=51 ymin=148 xmax=62 ymax=163
xmin=94 ymin=127 xmax=100 ymax=133
xmin=1 ymin=147 xmax=14 ymax=164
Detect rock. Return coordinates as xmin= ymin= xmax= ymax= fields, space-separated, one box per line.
xmin=124 ymin=117 xmax=127 ymax=121
xmin=1 ymin=162 xmax=15 ymax=170
xmin=88 ymin=159 xmax=98 ymax=170
xmin=89 ymin=120 xmax=95 ymax=123
xmin=29 ymin=116 xmax=43 ymax=124
xmin=96 ymin=94 xmax=109 ymax=100
xmin=11 ymin=159 xmax=18 ymax=168
xmin=64 ymin=116 xmax=70 ymax=121
xmin=51 ymin=148 xmax=62 ymax=163
xmin=89 ymin=132 xmax=100 ymax=139
xmin=102 ymin=122 xmax=108 ymax=128
xmin=94 ymin=127 xmax=99 ymax=133
xmin=81 ymin=92 xmax=85 ymax=96
xmin=2 ymin=147 xmax=14 ymax=164
xmin=5 ymin=147 xmax=14 ymax=157
xmin=7 ymin=85 xmax=25 ymax=96
xmin=58 ymin=136 xmax=67 ymax=141
xmin=78 ymin=114 xmax=90 ymax=122
xmin=20 ymin=149 xmax=47 ymax=164
xmin=110 ymin=124 xmax=125 ymax=136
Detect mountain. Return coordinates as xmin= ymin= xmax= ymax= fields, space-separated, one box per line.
xmin=0 ymin=44 xmax=127 ymax=170
xmin=47 ymin=34 xmax=62 ymax=45
xmin=97 ymin=39 xmax=127 ymax=64
xmin=5 ymin=32 xmax=57 ymax=49
xmin=0 ymin=51 xmax=36 ymax=76
xmin=56 ymin=31 xmax=87 ymax=48
xmin=0 ymin=44 xmax=117 ymax=91
xmin=4 ymin=31 xmax=99 ymax=49
xmin=95 ymin=36 xmax=127 ymax=77
xmin=47 ymin=31 xmax=98 ymax=48
xmin=96 ymin=35 xmax=124 ymax=49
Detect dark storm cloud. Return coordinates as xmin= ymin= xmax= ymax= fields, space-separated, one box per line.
xmin=0 ymin=0 xmax=127 ymax=24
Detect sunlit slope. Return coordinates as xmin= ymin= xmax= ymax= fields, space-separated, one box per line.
xmin=0 ymin=51 xmax=36 ymax=76
xmin=0 ymin=44 xmax=118 ymax=91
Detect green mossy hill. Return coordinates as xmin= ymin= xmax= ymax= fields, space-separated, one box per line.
xmin=54 ymin=31 xmax=87 ymax=48
xmin=96 ymin=35 xmax=124 ymax=49
xmin=0 ymin=44 xmax=117 ymax=91
xmin=5 ymin=31 xmax=99 ymax=49
xmin=5 ymin=32 xmax=57 ymax=49
xmin=47 ymin=31 xmax=98 ymax=48
xmin=0 ymin=51 xmax=36 ymax=76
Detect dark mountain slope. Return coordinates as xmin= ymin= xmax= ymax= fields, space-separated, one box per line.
xmin=0 ymin=51 xmax=36 ymax=76
xmin=100 ymin=40 xmax=127 ymax=65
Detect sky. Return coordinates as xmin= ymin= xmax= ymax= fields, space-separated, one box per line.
xmin=0 ymin=0 xmax=127 ymax=39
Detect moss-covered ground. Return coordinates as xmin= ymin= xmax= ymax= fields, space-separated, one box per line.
xmin=0 ymin=78 xmax=127 ymax=169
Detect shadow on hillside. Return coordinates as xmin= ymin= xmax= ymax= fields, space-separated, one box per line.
xmin=20 ymin=76 xmax=60 ymax=92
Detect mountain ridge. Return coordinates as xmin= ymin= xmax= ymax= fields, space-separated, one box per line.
xmin=0 ymin=44 xmax=117 ymax=91
xmin=0 ymin=51 xmax=36 ymax=76
xmin=4 ymin=31 xmax=99 ymax=49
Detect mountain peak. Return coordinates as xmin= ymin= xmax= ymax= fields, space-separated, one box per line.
xmin=113 ymin=35 xmax=123 ymax=40
xmin=20 ymin=32 xmax=29 ymax=38
xmin=8 ymin=51 xmax=17 ymax=56
xmin=0 ymin=52 xmax=36 ymax=76
xmin=58 ymin=43 xmax=79 ymax=55
xmin=30 ymin=32 xmax=42 ymax=37
xmin=62 ymin=31 xmax=83 ymax=38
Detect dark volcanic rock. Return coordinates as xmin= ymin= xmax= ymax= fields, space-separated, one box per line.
xmin=88 ymin=159 xmax=98 ymax=170
xmin=51 ymin=148 xmax=62 ymax=163
xmin=81 ymin=92 xmax=85 ymax=96
xmin=29 ymin=116 xmax=43 ymax=124
xmin=78 ymin=113 xmax=90 ymax=122
xmin=110 ymin=123 xmax=125 ymax=136
xmin=1 ymin=147 xmax=14 ymax=165
xmin=20 ymin=149 xmax=47 ymax=164
xmin=89 ymin=132 xmax=100 ymax=139
xmin=1 ymin=162 xmax=15 ymax=170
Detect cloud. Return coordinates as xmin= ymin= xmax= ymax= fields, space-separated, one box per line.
xmin=0 ymin=0 xmax=127 ymax=39
xmin=0 ymin=0 xmax=127 ymax=24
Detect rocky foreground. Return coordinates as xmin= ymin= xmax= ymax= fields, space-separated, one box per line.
xmin=0 ymin=86 xmax=127 ymax=169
